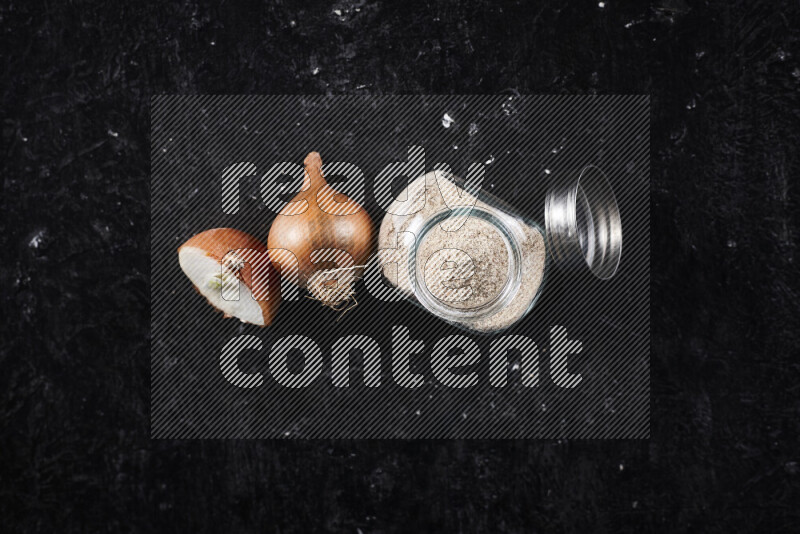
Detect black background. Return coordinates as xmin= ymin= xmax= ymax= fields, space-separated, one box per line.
xmin=2 ymin=0 xmax=799 ymax=532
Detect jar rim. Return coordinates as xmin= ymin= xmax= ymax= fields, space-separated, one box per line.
xmin=409 ymin=206 xmax=524 ymax=321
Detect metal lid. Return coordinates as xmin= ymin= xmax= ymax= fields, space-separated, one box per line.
xmin=544 ymin=165 xmax=622 ymax=280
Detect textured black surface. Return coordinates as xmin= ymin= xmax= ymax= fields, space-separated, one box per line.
xmin=2 ymin=0 xmax=799 ymax=532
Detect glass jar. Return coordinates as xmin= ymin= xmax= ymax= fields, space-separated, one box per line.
xmin=377 ymin=165 xmax=621 ymax=334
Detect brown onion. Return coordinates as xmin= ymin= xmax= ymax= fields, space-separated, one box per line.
xmin=178 ymin=227 xmax=281 ymax=326
xmin=267 ymin=152 xmax=374 ymax=293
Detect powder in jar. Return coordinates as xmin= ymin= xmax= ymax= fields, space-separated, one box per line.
xmin=378 ymin=171 xmax=547 ymax=333
xmin=415 ymin=215 xmax=511 ymax=310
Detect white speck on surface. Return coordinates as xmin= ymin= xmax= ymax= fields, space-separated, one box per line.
xmin=598 ymin=1 xmax=605 ymax=8
xmin=511 ymin=362 xmax=520 ymax=371
xmin=107 ymin=129 xmax=119 ymax=138
xmin=29 ymin=229 xmax=45 ymax=248
xmin=289 ymin=20 xmax=297 ymax=28
xmin=452 ymin=144 xmax=458 ymax=150
xmin=776 ymin=48 xmax=787 ymax=61
xmin=312 ymin=67 xmax=320 ymax=75
xmin=462 ymin=412 xmax=467 ymax=419
xmin=540 ymin=403 xmax=547 ymax=411
xmin=210 ymin=40 xmax=216 ymax=46
xmin=468 ymin=122 xmax=479 ymax=136
xmin=415 ymin=409 xmax=421 ymax=416
xmin=632 ymin=501 xmax=639 ymax=509
xmin=727 ymin=239 xmax=737 ymax=248
xmin=485 ymin=155 xmax=495 ymax=165
xmin=686 ymin=98 xmax=696 ymax=110
xmin=544 ymin=169 xmax=551 ymax=174
xmin=441 ymin=112 xmax=454 ymax=128
xmin=695 ymin=50 xmax=706 ymax=59
xmin=333 ymin=9 xmax=342 ymax=16
xmin=619 ymin=463 xmax=625 ymax=471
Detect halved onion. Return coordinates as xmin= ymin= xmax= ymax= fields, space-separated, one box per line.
xmin=178 ymin=228 xmax=280 ymax=326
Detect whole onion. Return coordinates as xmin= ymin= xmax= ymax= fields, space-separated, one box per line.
xmin=267 ymin=152 xmax=374 ymax=303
